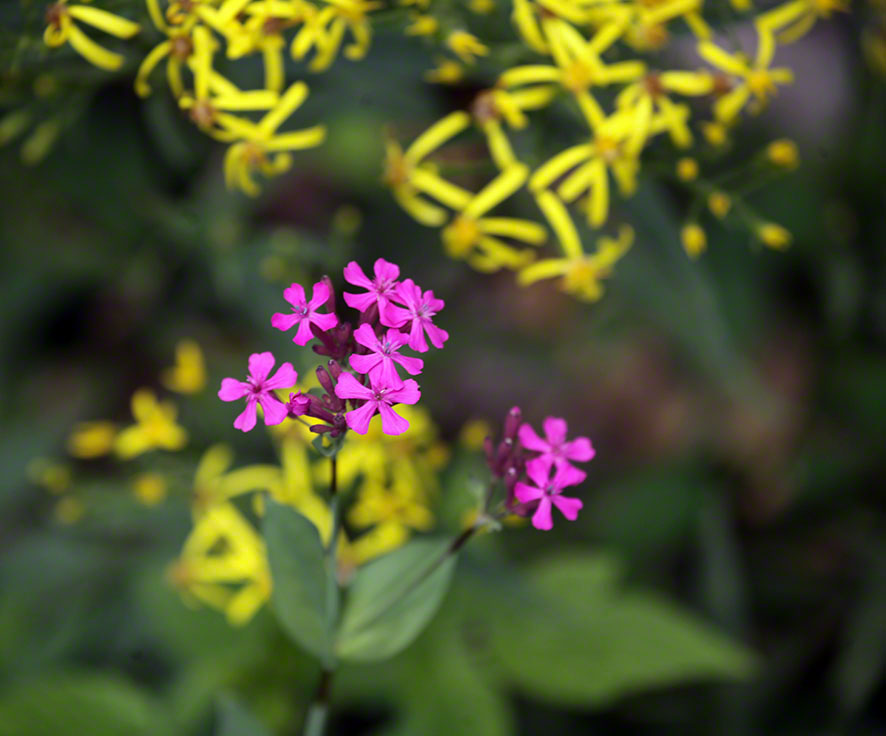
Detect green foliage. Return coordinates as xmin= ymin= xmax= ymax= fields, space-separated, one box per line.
xmin=0 ymin=672 xmax=170 ymax=736
xmin=490 ymin=553 xmax=757 ymax=706
xmin=264 ymin=501 xmax=336 ymax=665
xmin=215 ymin=693 xmax=274 ymax=736
xmin=336 ymin=538 xmax=456 ymax=662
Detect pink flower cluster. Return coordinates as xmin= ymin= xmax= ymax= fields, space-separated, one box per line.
xmin=485 ymin=408 xmax=595 ymax=531
xmin=218 ymin=259 xmax=447 ymax=437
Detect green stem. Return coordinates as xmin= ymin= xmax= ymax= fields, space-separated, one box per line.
xmin=302 ymin=669 xmax=333 ymax=736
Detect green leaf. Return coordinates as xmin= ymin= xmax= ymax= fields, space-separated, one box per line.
xmin=0 ymin=671 xmax=170 ymax=736
xmin=491 ymin=552 xmax=758 ymax=707
xmin=263 ymin=501 xmax=335 ymax=665
xmin=336 ymin=538 xmax=456 ymax=662
xmin=215 ymin=693 xmax=273 ymax=736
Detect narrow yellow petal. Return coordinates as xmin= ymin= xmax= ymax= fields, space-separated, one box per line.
xmin=697 ymin=41 xmax=748 ymax=76
xmin=68 ymin=6 xmax=140 ymax=38
xmin=67 ymin=24 xmax=124 ymax=71
xmin=260 ymin=81 xmax=309 ymax=136
xmin=405 ymin=111 xmax=471 ymax=164
xmin=535 ymin=190 xmax=583 ymax=259
xmin=410 ymin=169 xmax=472 ymax=210
xmin=135 ymin=41 xmax=171 ymax=97
xmin=588 ymin=159 xmax=609 ymax=227
xmin=530 ymin=144 xmax=592 ymax=191
xmin=479 ymin=217 xmax=547 ymax=244
xmin=518 ymin=257 xmax=570 ymax=285
xmin=464 ymin=164 xmax=528 ymax=219
xmin=501 ymin=65 xmax=561 ymax=88
xmin=264 ymin=126 xmax=327 ymax=151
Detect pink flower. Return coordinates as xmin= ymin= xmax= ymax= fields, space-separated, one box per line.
xmin=343 ymin=259 xmax=401 ymax=324
xmin=271 ymin=280 xmax=339 ymax=346
xmin=518 ymin=417 xmax=594 ymax=477
xmin=349 ymin=324 xmax=423 ymax=388
xmin=386 ymin=279 xmax=448 ymax=353
xmin=514 ymin=462 xmax=586 ymax=531
xmin=218 ymin=352 xmax=297 ymax=432
xmin=334 ymin=372 xmax=420 ymax=436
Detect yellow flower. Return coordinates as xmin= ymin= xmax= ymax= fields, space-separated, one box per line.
xmin=439 ymin=165 xmax=547 ymax=272
xmin=135 ymin=20 xmax=198 ymax=98
xmin=459 ymin=418 xmax=493 ymax=450
xmin=707 ymin=191 xmax=732 ymax=218
xmin=424 ymin=56 xmax=464 ymax=84
xmin=676 ymin=156 xmax=699 ymax=181
xmin=132 ymin=473 xmax=168 ymax=506
xmin=54 ymin=496 xmax=85 ymax=525
xmin=530 ymin=112 xmax=641 ymax=228
xmin=756 ymin=222 xmax=792 ymax=249
xmin=511 ymin=0 xmax=592 ymax=55
xmin=470 ymin=0 xmax=496 ymax=13
xmin=171 ymin=503 xmax=271 ymax=625
xmin=766 ymin=138 xmax=800 ymax=168
xmin=292 ymin=0 xmax=382 ymax=72
xmin=470 ymin=87 xmax=555 ymax=169
xmin=191 ymin=443 xmax=281 ymax=514
xmin=681 ymin=223 xmax=707 ymax=258
xmin=446 ymin=30 xmax=489 ymax=64
xmin=222 ymin=81 xmax=327 ymax=196
xmin=518 ymin=224 xmax=634 ymax=302
xmin=27 ymin=458 xmax=72 ymax=494
xmin=756 ymin=0 xmax=849 ymax=44
xmin=405 ymin=13 xmax=438 ymax=35
xmin=114 ymin=389 xmax=188 ymax=459
xmin=701 ymin=120 xmax=729 ymax=147
xmin=162 ymin=339 xmax=207 ymax=394
xmin=44 ymin=0 xmax=140 ymax=71
xmin=697 ymin=40 xmax=794 ymax=123
xmin=67 ymin=421 xmax=117 ymax=458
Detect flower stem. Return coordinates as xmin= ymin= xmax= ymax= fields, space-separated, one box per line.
xmin=302 ymin=668 xmax=333 ymax=736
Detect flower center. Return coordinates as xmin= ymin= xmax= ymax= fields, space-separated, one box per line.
xmin=45 ymin=2 xmax=67 ymax=27
xmin=562 ymin=61 xmax=594 ymax=94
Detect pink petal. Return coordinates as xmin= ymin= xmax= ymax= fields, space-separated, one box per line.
xmin=426 ymin=293 xmax=445 ymax=313
xmin=373 ymin=258 xmax=400 ymax=284
xmin=218 ymin=378 xmax=250 ymax=402
xmin=518 ymin=423 xmax=550 ymax=453
xmin=352 ymin=323 xmax=380 ymax=352
xmin=552 ymin=494 xmax=583 ymax=521
xmin=343 ymin=261 xmax=372 ymax=289
xmin=310 ymin=311 xmax=338 ymax=332
xmin=371 ymin=356 xmax=403 ymax=389
xmin=553 ymin=463 xmax=587 ymax=489
xmin=248 ymin=352 xmax=276 ymax=382
xmin=293 ymin=318 xmax=315 ymax=346
xmin=424 ymin=322 xmax=448 ymax=349
xmin=394 ymin=279 xmax=420 ymax=308
xmin=407 ymin=318 xmax=429 ymax=353
xmin=345 ymin=401 xmax=377 ymax=434
xmin=384 ymin=328 xmax=410 ymax=350
xmin=393 ymin=353 xmax=423 ymax=376
xmin=525 ymin=457 xmax=553 ymax=489
xmin=531 ymin=497 xmax=554 ymax=531
xmin=282 ymin=283 xmax=306 ymax=308
xmin=334 ymin=372 xmax=374 ymax=400
xmin=565 ymin=437 xmax=595 ymax=462
xmin=308 ymin=280 xmax=330 ymax=310
xmin=271 ymin=311 xmax=301 ymax=332
xmin=264 ymin=362 xmax=297 ymax=390
xmin=378 ymin=402 xmax=409 ymax=435
xmin=349 ymin=352 xmax=380 ymax=376
xmin=543 ymin=417 xmax=568 ymax=445
xmin=514 ymin=481 xmax=544 ymax=504
xmin=343 ymin=291 xmax=377 ymax=313
xmin=233 ymin=398 xmax=258 ymax=432
xmin=385 ymin=378 xmax=420 ymax=405
xmin=258 ymin=393 xmax=288 ymax=425
xmin=380 ymin=304 xmax=409 ymax=328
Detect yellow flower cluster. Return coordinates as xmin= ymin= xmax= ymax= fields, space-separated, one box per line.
xmin=385 ymin=0 xmax=847 ymax=299
xmin=172 ymin=404 xmax=445 ymax=625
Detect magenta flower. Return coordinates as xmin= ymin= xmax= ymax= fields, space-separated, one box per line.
xmin=349 ymin=324 xmax=423 ymax=388
xmin=518 ymin=417 xmax=595 ymax=477
xmin=343 ymin=259 xmax=401 ymax=324
xmin=334 ymin=372 xmax=420 ymax=436
xmin=514 ymin=461 xmax=586 ymax=531
xmin=218 ymin=352 xmax=297 ymax=432
xmin=271 ymin=280 xmax=339 ymax=346
xmin=386 ymin=279 xmax=448 ymax=353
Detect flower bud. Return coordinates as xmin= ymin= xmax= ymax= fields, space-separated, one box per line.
xmin=503 ymin=406 xmax=522 ymax=441
xmin=287 ymin=391 xmax=310 ymax=416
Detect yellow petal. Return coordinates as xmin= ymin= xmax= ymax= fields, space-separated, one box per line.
xmin=68 ymin=6 xmax=140 ymax=38
xmin=405 ymin=111 xmax=471 ymax=164
xmin=464 ymin=164 xmax=528 ymax=219
xmin=66 ymin=24 xmax=125 ymax=71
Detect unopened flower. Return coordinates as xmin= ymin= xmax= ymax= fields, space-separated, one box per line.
xmin=446 ymin=30 xmax=488 ymax=64
xmin=676 ymin=157 xmax=699 ymax=181
xmin=67 ymin=421 xmax=117 ymax=459
xmin=518 ymin=417 xmax=594 ymax=478
xmin=766 ymin=138 xmax=799 ymax=168
xmin=271 ymin=280 xmax=339 ymax=345
xmin=757 ymin=222 xmax=792 ymax=249
xmin=218 ymin=352 xmax=297 ymax=432
xmin=350 ymin=324 xmax=423 ymax=388
xmin=386 ymin=279 xmax=449 ymax=352
xmin=708 ymin=191 xmax=732 ymax=218
xmin=343 ymin=259 xmax=401 ymax=323
xmin=334 ymin=372 xmax=420 ymax=436
xmin=681 ymin=223 xmax=707 ymax=258
xmin=514 ymin=462 xmax=585 ymax=531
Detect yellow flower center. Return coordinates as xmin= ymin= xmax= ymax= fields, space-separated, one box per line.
xmin=189 ymin=99 xmax=217 ymax=129
xmin=470 ymin=90 xmax=499 ymax=124
xmin=594 ymin=135 xmax=620 ymax=163
xmin=562 ymin=61 xmax=594 ymax=93
xmin=45 ymin=2 xmax=68 ymax=28
xmin=170 ymin=34 xmax=193 ymax=59
xmin=242 ymin=142 xmax=267 ymax=168
xmin=443 ymin=216 xmax=481 ymax=258
xmin=747 ymin=69 xmax=777 ymax=100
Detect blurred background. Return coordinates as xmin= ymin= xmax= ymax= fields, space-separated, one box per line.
xmin=1 ymin=3 xmax=885 ymax=735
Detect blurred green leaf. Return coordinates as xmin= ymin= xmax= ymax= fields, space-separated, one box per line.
xmin=336 ymin=538 xmax=456 ymax=662
xmin=491 ymin=552 xmax=758 ymax=707
xmin=264 ymin=501 xmax=334 ymax=665
xmin=0 ymin=671 xmax=170 ymax=736
xmin=215 ymin=693 xmax=274 ymax=736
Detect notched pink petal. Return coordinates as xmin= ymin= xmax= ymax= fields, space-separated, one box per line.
xmin=345 ymin=401 xmax=377 ymax=434
xmin=343 ymin=291 xmax=377 ymax=313
xmin=424 ymin=322 xmax=448 ymax=349
xmin=514 ymin=481 xmax=544 ymax=504
xmin=378 ymin=402 xmax=409 ymax=435
xmin=308 ymin=280 xmax=330 ymax=310
xmin=343 ymin=261 xmax=372 ymax=289
xmin=352 ymin=323 xmax=380 ymax=351
xmin=258 ymin=394 xmax=288 ymax=426
xmin=310 ymin=311 xmax=339 ymax=332
xmin=218 ymin=377 xmax=250 ymax=401
xmin=526 ymin=456 xmax=553 ymax=488
xmin=282 ymin=283 xmax=307 ymax=308
xmin=531 ymin=497 xmax=554 ymax=530
xmin=374 ymin=258 xmax=400 ymax=283
xmin=408 ymin=319 xmax=429 ymax=353
xmin=271 ymin=312 xmax=301 ymax=332
xmin=565 ymin=437 xmax=595 ymax=462
xmin=248 ymin=352 xmax=276 ymax=382
xmin=293 ymin=319 xmax=315 ymax=346
xmin=386 ymin=378 xmax=420 ymax=405
xmin=233 ymin=399 xmax=258 ymax=432
xmin=349 ymin=352 xmax=379 ymax=376
xmin=334 ymin=372 xmax=374 ymax=400
xmin=373 ymin=357 xmax=404 ymax=390
xmin=552 ymin=494 xmax=583 ymax=521
xmin=543 ymin=416 xmax=568 ymax=445
xmin=393 ymin=353 xmax=423 ymax=376
xmin=265 ymin=362 xmax=297 ymax=390
xmin=553 ymin=463 xmax=586 ymax=488
xmin=518 ymin=423 xmax=550 ymax=453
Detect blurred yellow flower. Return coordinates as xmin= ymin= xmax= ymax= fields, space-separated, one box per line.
xmin=681 ymin=223 xmax=707 ymax=258
xmin=44 ymin=0 xmax=140 ymax=71
xmin=757 ymin=222 xmax=792 ymax=249
xmin=676 ymin=156 xmax=699 ymax=181
xmin=132 ymin=473 xmax=168 ymax=506
xmin=447 ymin=30 xmax=489 ymax=63
xmin=67 ymin=421 xmax=117 ymax=459
xmin=707 ymin=191 xmax=732 ymax=218
xmin=115 ymin=389 xmax=188 ymax=459
xmin=162 ymin=339 xmax=207 ymax=394
xmin=766 ymin=138 xmax=800 ymax=169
